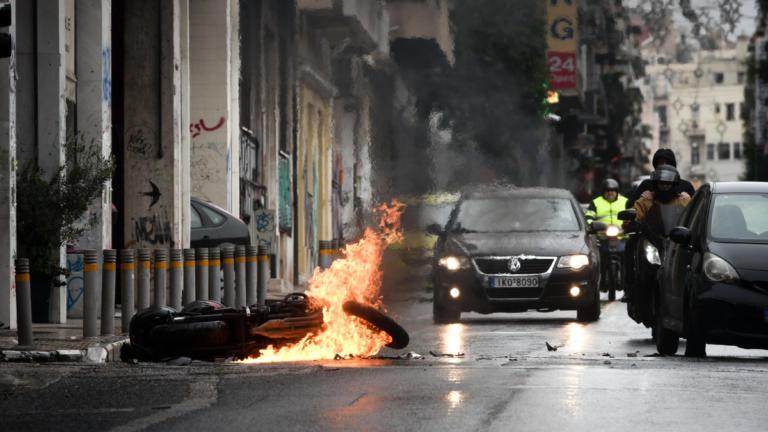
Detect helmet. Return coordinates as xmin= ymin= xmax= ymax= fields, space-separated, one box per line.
xmin=602 ymin=178 xmax=619 ymax=192
xmin=650 ymin=165 xmax=680 ymax=183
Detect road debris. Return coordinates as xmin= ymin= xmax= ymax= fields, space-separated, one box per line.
xmin=545 ymin=342 xmax=563 ymax=351
xmin=429 ymin=350 xmax=465 ymax=358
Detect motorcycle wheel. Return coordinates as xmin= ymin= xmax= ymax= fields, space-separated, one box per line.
xmin=148 ymin=321 xmax=230 ymax=359
xmin=342 ymin=301 xmax=410 ymax=350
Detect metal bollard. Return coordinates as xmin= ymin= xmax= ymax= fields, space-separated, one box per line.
xmin=208 ymin=247 xmax=221 ymax=302
xmin=332 ymin=239 xmax=340 ymax=264
xmin=235 ymin=245 xmax=247 ymax=307
xmin=14 ymin=259 xmax=33 ymax=346
xmin=257 ymin=246 xmax=270 ymax=306
xmin=101 ymin=250 xmax=117 ymax=336
xmin=183 ymin=249 xmax=196 ymax=306
xmin=154 ymin=249 xmax=167 ymax=307
xmin=222 ymin=246 xmax=235 ymax=306
xmin=119 ymin=250 xmax=135 ymax=333
xmin=246 ymin=245 xmax=258 ymax=305
xmin=137 ymin=249 xmax=151 ymax=310
xmin=83 ymin=250 xmax=100 ymax=338
xmin=319 ymin=240 xmax=333 ymax=269
xmin=170 ymin=249 xmax=183 ymax=310
xmin=196 ymin=248 xmax=209 ymax=301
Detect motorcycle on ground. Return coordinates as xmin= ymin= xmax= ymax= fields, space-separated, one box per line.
xmin=121 ymin=293 xmax=409 ymax=362
xmin=619 ymin=203 xmax=686 ymax=330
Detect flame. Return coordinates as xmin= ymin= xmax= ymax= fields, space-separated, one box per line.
xmin=241 ymin=201 xmax=406 ymax=363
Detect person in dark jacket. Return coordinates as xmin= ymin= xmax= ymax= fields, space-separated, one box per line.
xmin=621 ymin=148 xmax=695 ymax=302
xmin=626 ymin=148 xmax=695 ymax=209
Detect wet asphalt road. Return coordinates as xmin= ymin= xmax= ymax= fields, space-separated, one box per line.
xmin=2 ymin=260 xmax=768 ymax=432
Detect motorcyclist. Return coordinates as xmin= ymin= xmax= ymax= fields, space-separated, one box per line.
xmin=585 ymin=178 xmax=628 ymax=226
xmin=623 ymin=149 xmax=694 ymax=302
xmin=586 ymin=179 xmax=628 ymax=300
xmin=631 ymin=165 xmax=691 ymax=225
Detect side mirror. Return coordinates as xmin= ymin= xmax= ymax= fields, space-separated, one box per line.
xmin=669 ymin=226 xmax=692 ymax=245
xmin=618 ymin=209 xmax=636 ymax=221
xmin=425 ymin=223 xmax=443 ymax=236
xmin=589 ymin=221 xmax=607 ymax=234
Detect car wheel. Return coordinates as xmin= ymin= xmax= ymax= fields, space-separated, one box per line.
xmin=433 ymin=295 xmax=460 ymax=324
xmin=577 ymin=286 xmax=600 ymax=322
xmin=655 ymin=297 xmax=679 ymax=355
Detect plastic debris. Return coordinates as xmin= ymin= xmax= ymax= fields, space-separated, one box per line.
xmin=429 ymin=350 xmax=465 ymax=358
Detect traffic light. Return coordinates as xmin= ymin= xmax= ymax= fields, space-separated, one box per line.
xmin=0 ymin=3 xmax=10 ymax=59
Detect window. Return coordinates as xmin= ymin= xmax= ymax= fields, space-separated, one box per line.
xmin=707 ymin=143 xmax=715 ymax=160
xmin=691 ymin=143 xmax=700 ymax=166
xmin=718 ymin=142 xmax=731 ymax=160
xmin=199 ymin=204 xmax=226 ymax=226
xmin=714 ymin=103 xmax=721 ymax=114
xmin=726 ymin=103 xmax=735 ymax=121
xmin=738 ymin=72 xmax=746 ymax=84
xmin=714 ymin=72 xmax=724 ymax=84
xmin=191 ymin=206 xmax=203 ymax=228
xmin=734 ymin=142 xmax=742 ymax=159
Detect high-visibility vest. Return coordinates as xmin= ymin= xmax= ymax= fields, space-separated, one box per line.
xmin=585 ymin=195 xmax=628 ymax=227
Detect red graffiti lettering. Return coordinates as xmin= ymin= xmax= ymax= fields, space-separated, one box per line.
xmin=190 ymin=116 xmax=225 ymax=139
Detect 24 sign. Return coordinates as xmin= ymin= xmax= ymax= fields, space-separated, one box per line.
xmin=547 ymin=52 xmax=577 ymax=91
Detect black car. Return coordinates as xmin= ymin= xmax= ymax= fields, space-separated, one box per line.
xmin=430 ymin=187 xmax=602 ymax=323
xmin=656 ymin=182 xmax=768 ymax=357
xmin=191 ymin=197 xmax=250 ymax=248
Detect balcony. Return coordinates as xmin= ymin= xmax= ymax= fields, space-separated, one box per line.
xmin=387 ymin=0 xmax=453 ymax=64
xmin=298 ymin=0 xmax=389 ymax=54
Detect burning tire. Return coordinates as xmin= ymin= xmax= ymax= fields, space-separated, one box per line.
xmin=342 ymin=301 xmax=409 ymax=350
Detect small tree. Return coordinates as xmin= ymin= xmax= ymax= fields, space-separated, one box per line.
xmin=16 ymin=134 xmax=114 ymax=278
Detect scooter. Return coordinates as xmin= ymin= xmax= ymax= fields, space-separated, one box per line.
xmin=599 ymin=224 xmax=624 ymax=301
xmin=121 ymin=293 xmax=409 ymax=361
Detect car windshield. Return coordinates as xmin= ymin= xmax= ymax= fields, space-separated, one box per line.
xmin=451 ymin=197 xmax=580 ymax=233
xmin=710 ymin=194 xmax=768 ymax=243
xmin=401 ymin=203 xmax=455 ymax=230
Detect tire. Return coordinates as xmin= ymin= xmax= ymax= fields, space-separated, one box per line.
xmin=433 ymin=295 xmax=460 ymax=324
xmin=577 ymin=285 xmax=601 ymax=322
xmin=655 ymin=296 xmax=679 ymax=355
xmin=342 ymin=301 xmax=410 ymax=350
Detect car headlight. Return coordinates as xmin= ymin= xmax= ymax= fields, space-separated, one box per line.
xmin=643 ymin=240 xmax=661 ymax=266
xmin=703 ymin=252 xmax=739 ymax=283
xmin=557 ymin=254 xmax=589 ymax=270
xmin=438 ymin=255 xmax=469 ymax=271
xmin=605 ymin=225 xmax=621 ymax=237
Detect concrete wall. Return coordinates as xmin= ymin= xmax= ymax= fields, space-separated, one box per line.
xmin=189 ymin=0 xmax=238 ymax=213
xmin=123 ymin=0 xmax=187 ymax=249
xmin=75 ymin=0 xmax=112 ymax=251
xmin=0 ymin=0 xmax=16 ymax=329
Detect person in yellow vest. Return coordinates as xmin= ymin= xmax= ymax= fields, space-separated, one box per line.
xmin=585 ymin=179 xmax=628 ymax=226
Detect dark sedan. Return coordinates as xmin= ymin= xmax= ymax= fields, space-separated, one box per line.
xmin=430 ymin=187 xmax=601 ymax=323
xmin=191 ymin=197 xmax=250 ymax=248
xmin=656 ymin=182 xmax=768 ymax=357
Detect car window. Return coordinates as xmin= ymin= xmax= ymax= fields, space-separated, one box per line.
xmin=401 ymin=203 xmax=455 ymax=230
xmin=452 ymin=197 xmax=580 ymax=232
xmin=191 ymin=205 xmax=203 ymax=229
xmin=681 ymin=189 xmax=707 ymax=230
xmin=709 ymin=194 xmax=768 ymax=243
xmin=199 ymin=204 xmax=226 ymax=226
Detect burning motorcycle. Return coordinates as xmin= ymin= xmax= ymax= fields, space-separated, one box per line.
xmin=121 ymin=293 xmax=409 ymax=362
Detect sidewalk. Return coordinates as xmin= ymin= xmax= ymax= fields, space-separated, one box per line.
xmin=0 ymin=318 xmax=129 ymax=364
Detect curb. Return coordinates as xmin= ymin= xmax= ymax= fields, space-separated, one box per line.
xmin=0 ymin=338 xmax=129 ymax=364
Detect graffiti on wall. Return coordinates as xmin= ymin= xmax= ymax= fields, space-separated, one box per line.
xmin=190 ymin=117 xmax=225 ymax=139
xmin=126 ymin=125 xmax=155 ymax=158
xmin=133 ymin=210 xmax=172 ymax=246
xmin=141 ymin=180 xmax=161 ymax=209
xmin=66 ymin=254 xmax=84 ymax=312
xmin=102 ymin=47 xmax=112 ymax=105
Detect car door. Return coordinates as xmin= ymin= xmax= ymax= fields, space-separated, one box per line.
xmin=664 ymin=186 xmax=710 ymax=330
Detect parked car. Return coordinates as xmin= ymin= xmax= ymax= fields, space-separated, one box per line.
xmin=430 ymin=186 xmax=602 ymax=323
xmin=655 ymin=182 xmax=768 ymax=357
xmin=389 ymin=192 xmax=459 ymax=266
xmin=190 ymin=197 xmax=250 ymax=248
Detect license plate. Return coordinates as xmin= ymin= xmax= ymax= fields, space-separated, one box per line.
xmin=490 ymin=276 xmax=539 ymax=288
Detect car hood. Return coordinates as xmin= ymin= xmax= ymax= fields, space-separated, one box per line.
xmin=444 ymin=232 xmax=587 ymax=257
xmin=709 ymin=241 xmax=768 ymax=272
